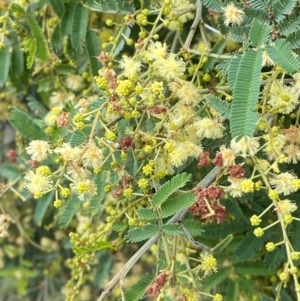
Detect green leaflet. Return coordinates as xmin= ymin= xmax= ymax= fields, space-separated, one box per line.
xmin=224 ymin=198 xmax=248 ymax=223
xmin=114 ymin=25 xmax=131 ymax=57
xmin=8 ymin=107 xmax=48 ymax=140
xmin=22 ymin=37 xmax=37 ymax=69
xmin=117 ymin=274 xmax=153 ymax=301
xmin=272 ymin=0 xmax=297 ymax=22
xmin=48 ymin=0 xmax=65 ymax=17
xmin=112 ymin=221 xmax=127 ymax=232
xmin=11 ymin=39 xmax=24 ymax=75
xmin=205 ymin=94 xmax=231 ymax=120
xmin=235 ymin=264 xmax=275 ymax=276
xmin=161 ymin=223 xmax=183 ymax=236
xmin=203 ymin=38 xmax=226 ymax=73
xmin=152 ymin=173 xmax=191 ymax=208
xmin=238 ymin=277 xmax=257 ymax=299
xmin=229 ymin=49 xmax=262 ymax=139
xmin=160 ymin=191 xmax=194 ymax=218
xmin=94 ymin=252 xmax=113 ymax=289
xmin=34 ymin=191 xmax=55 ymax=224
xmin=137 ymin=208 xmax=157 ymax=220
xmin=234 ymin=232 xmax=264 ymax=262
xmin=263 ymin=246 xmax=285 ymax=269
xmin=60 ymin=0 xmax=78 ymax=37
xmin=69 ymin=130 xmax=86 ymax=146
xmin=126 ymin=224 xmax=159 ymax=243
xmin=58 ymin=194 xmax=81 ymax=229
xmin=125 ymin=148 xmax=137 ymax=176
xmin=182 ymin=219 xmax=204 ymax=236
xmin=201 ymin=0 xmax=223 ymax=12
xmin=224 ymin=280 xmax=239 ymax=301
xmin=86 ymin=30 xmax=102 ymax=76
xmin=89 ymin=171 xmax=108 ymax=215
xmin=84 ymin=0 xmax=135 ymax=14
xmin=71 ymin=3 xmax=88 ymax=52
xmin=203 ymin=267 xmax=231 ymax=293
xmin=26 ymin=12 xmax=48 ymax=62
xmin=0 ymin=46 xmax=11 ymax=87
xmin=277 ymin=14 xmax=300 ymax=35
xmin=250 ymin=19 xmax=272 ymax=47
xmin=266 ymin=39 xmax=300 ymax=74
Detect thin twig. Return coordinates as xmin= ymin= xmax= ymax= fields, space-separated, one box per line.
xmin=96 ymin=166 xmax=219 ymax=301
xmin=183 ymin=0 xmax=202 ymax=50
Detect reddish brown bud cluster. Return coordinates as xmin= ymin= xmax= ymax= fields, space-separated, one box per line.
xmin=212 ymin=153 xmax=223 ymax=167
xmin=198 ymin=152 xmax=210 ymax=167
xmin=97 ymin=52 xmax=110 ymax=65
xmin=57 ymin=112 xmax=70 ymax=128
xmin=229 ymin=164 xmax=245 ymax=179
xmin=112 ymin=175 xmax=133 ymax=198
xmin=146 ymin=271 xmax=168 ymax=299
xmin=28 ymin=160 xmax=39 ymax=168
xmin=189 ymin=186 xmax=226 ymax=224
xmin=119 ymin=136 xmax=135 ymax=152
xmin=148 ymin=105 xmax=167 ymax=114
xmin=7 ymin=149 xmax=17 ymax=162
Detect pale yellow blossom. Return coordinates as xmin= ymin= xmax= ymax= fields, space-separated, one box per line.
xmin=25 ymin=140 xmax=51 ymax=162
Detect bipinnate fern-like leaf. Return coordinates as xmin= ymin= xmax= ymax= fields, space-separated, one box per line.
xmin=61 ymin=0 xmax=78 ymax=37
xmin=8 ymin=107 xmax=48 ymax=140
xmin=71 ymin=3 xmax=88 ymax=52
xmin=58 ymin=194 xmax=81 ymax=229
xmin=234 ymin=232 xmax=264 ymax=262
xmin=247 ymin=0 xmax=268 ymax=9
xmin=137 ymin=208 xmax=157 ymax=220
xmin=235 ymin=263 xmax=275 ymax=276
xmin=114 ymin=25 xmax=132 ymax=57
xmin=201 ymin=0 xmax=223 ymax=12
xmin=203 ymin=267 xmax=231 ymax=293
xmin=117 ymin=274 xmax=153 ymax=301
xmin=22 ymin=37 xmax=37 ymax=69
xmin=26 ymin=12 xmax=48 ymax=61
xmin=182 ymin=219 xmax=204 ymax=236
xmin=272 ymin=0 xmax=297 ymax=22
xmin=266 ymin=39 xmax=300 ymax=74
xmin=86 ymin=30 xmax=102 ymax=76
xmin=89 ymin=172 xmax=107 ymax=215
xmin=228 ymin=26 xmax=250 ymax=43
xmin=161 ymin=224 xmax=183 ymax=236
xmin=229 ymin=49 xmax=262 ymax=139
xmin=277 ymin=14 xmax=300 ymax=35
xmin=286 ymin=30 xmax=300 ymax=49
xmin=126 ymin=224 xmax=159 ymax=243
xmin=125 ymin=148 xmax=137 ymax=176
xmin=0 ymin=46 xmax=11 ymax=87
xmin=263 ymin=246 xmax=285 ymax=269
xmin=203 ymin=39 xmax=226 ymax=73
xmin=160 ymin=191 xmax=194 ymax=218
xmin=84 ymin=0 xmax=135 ymax=14
xmin=228 ymin=54 xmax=242 ymax=90
xmin=205 ymin=94 xmax=231 ymax=120
xmin=249 ymin=19 xmax=272 ymax=47
xmin=238 ymin=277 xmax=257 ymax=300
xmin=112 ymin=221 xmax=127 ymax=232
xmin=48 ymin=0 xmax=65 ymax=17
xmin=224 ymin=280 xmax=239 ymax=301
xmin=69 ymin=132 xmax=85 ymax=147
xmin=152 ymin=173 xmax=191 ymax=208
